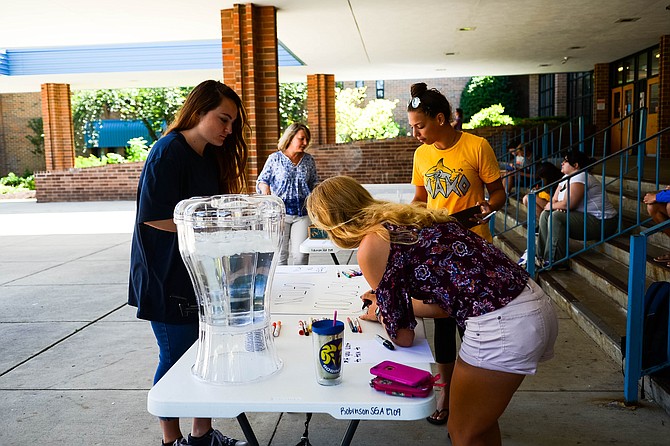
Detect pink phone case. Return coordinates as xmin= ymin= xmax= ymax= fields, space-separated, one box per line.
xmin=369 ymin=361 xmax=433 ymax=387
xmin=370 ymin=377 xmax=432 ymax=398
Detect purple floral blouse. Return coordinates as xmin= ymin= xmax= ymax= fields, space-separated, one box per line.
xmin=375 ymin=222 xmax=530 ymax=338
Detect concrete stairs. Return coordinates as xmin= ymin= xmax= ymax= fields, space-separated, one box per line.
xmin=493 ymin=175 xmax=670 ymax=414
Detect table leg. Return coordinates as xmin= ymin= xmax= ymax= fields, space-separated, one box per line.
xmin=236 ymin=413 xmax=260 ymax=446
xmin=339 ymin=419 xmax=360 ymax=446
xmin=330 ymin=253 xmax=340 ymax=265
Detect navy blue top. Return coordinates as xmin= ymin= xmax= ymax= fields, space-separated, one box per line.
xmin=256 ymin=151 xmax=319 ymax=216
xmin=128 ymin=131 xmax=219 ymax=323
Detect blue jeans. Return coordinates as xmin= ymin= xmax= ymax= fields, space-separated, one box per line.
xmin=150 ymin=321 xmax=199 ymax=385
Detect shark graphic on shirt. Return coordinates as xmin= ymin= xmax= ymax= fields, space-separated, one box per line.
xmin=424 ymin=159 xmax=471 ymax=199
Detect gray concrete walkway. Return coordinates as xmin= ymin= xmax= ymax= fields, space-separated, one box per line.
xmin=1 ymin=199 xmax=670 ymax=445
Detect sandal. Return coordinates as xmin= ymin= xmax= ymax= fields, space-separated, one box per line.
xmin=653 ymin=253 xmax=670 ymax=263
xmin=426 ymin=408 xmax=449 ymax=425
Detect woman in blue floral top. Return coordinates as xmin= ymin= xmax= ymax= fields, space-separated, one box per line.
xmin=307 ymin=175 xmax=558 ymax=446
xmin=257 ymin=123 xmax=320 ymax=265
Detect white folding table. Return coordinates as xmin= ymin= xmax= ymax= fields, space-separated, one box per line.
xmin=147 ymin=265 xmax=435 ymax=446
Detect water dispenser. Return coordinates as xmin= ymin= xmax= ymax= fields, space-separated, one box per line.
xmin=174 ymin=194 xmax=285 ymax=383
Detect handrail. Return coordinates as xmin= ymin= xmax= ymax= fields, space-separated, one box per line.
xmin=624 ymin=219 xmax=670 ymax=404
xmin=494 ymin=108 xmax=649 ymax=240
xmin=524 ymin=125 xmax=669 ymax=276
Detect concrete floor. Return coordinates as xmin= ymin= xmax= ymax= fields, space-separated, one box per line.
xmin=1 ymin=199 xmax=670 ymax=445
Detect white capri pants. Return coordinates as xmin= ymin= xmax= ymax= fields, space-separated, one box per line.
xmin=280 ymin=214 xmax=310 ymax=265
xmin=459 ymin=279 xmax=558 ymax=374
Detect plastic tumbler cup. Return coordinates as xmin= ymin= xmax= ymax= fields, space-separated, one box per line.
xmin=311 ymin=319 xmax=345 ymax=385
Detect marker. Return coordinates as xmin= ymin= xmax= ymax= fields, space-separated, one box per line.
xmin=303 ymin=320 xmax=310 ymax=336
xmin=347 ymin=317 xmax=356 ymax=333
xmin=354 ymin=317 xmax=362 ymax=333
xmin=376 ymin=334 xmax=395 ymax=351
xmin=298 ymin=320 xmax=305 ymax=336
xmin=273 ymin=321 xmax=282 ymax=337
xmin=361 ymin=298 xmax=372 ymax=310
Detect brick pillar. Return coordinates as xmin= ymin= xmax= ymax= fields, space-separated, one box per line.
xmin=307 ymin=74 xmax=336 ymax=145
xmin=0 ymin=96 xmax=7 ymax=175
xmin=528 ymin=75 xmax=539 ymax=117
xmin=659 ymin=35 xmax=670 ymax=158
xmin=593 ymin=63 xmax=611 ymax=152
xmin=41 ymin=83 xmax=75 ymax=171
xmin=554 ymin=73 xmax=568 ymax=117
xmin=221 ymin=4 xmax=279 ymax=191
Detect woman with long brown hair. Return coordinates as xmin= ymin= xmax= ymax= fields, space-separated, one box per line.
xmin=129 ymin=80 xmax=249 ymax=446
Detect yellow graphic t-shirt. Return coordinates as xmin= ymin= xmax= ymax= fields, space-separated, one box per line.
xmin=411 ymin=132 xmax=501 ymax=241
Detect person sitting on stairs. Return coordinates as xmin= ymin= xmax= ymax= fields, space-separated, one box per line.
xmin=644 ymin=186 xmax=670 ymax=266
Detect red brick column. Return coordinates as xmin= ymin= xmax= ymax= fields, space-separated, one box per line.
xmin=593 ymin=63 xmax=611 ymax=152
xmin=41 ymin=83 xmax=75 ymax=171
xmin=659 ymin=35 xmax=670 ymax=157
xmin=307 ymin=74 xmax=336 ymax=145
xmin=221 ymin=4 xmax=279 ymax=191
xmin=554 ymin=73 xmax=568 ymax=117
xmin=527 ymin=75 xmax=539 ymax=117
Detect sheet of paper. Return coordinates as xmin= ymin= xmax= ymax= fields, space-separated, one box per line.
xmin=343 ymin=338 xmax=434 ymax=365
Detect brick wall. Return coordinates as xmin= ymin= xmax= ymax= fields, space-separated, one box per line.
xmin=659 ymin=35 xmax=670 ymax=157
xmin=0 ymin=92 xmax=44 ymax=176
xmin=528 ymin=75 xmax=539 ymax=117
xmin=33 ymin=130 xmax=509 ymax=201
xmin=34 ymin=163 xmax=142 ymax=202
xmin=41 ymin=83 xmax=75 ymax=171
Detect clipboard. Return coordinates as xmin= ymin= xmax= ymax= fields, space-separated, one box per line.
xmin=450 ymin=205 xmax=482 ymax=229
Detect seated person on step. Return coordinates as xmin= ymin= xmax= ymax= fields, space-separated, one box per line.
xmin=536 ymin=149 xmax=618 ymax=268
xmin=643 ymin=186 xmax=670 ymax=266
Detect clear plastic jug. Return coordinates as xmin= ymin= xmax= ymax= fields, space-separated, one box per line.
xmin=174 ymin=194 xmax=285 ymax=383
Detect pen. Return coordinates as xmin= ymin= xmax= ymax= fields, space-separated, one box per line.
xmin=354 ymin=317 xmax=362 ymax=333
xmin=376 ymin=334 xmax=395 ymax=351
xmin=347 ymin=317 xmax=356 ymax=333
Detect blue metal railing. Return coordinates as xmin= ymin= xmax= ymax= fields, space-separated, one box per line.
xmin=624 ymin=220 xmax=670 ymax=404
xmin=524 ymin=125 xmax=668 ymax=277
xmin=494 ymin=108 xmax=648 ymax=241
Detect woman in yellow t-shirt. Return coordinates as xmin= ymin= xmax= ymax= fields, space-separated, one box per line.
xmin=408 ymin=82 xmax=506 ymax=426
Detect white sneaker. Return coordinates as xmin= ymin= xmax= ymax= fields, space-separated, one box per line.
xmin=517 ymin=250 xmax=528 ymax=267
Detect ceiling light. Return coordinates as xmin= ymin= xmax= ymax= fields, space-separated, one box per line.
xmin=615 ymin=17 xmax=640 ymax=23
xmin=538 ymin=63 xmax=552 ymax=67
xmin=568 ymin=46 xmax=584 ymax=50
xmin=458 ymin=27 xmax=476 ymax=31
xmin=444 ymin=52 xmax=457 ymax=56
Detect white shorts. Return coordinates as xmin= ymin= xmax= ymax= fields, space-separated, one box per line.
xmin=458 ymin=279 xmax=558 ymax=374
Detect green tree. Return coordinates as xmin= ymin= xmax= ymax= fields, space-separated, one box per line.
xmin=71 ymin=87 xmax=191 ymax=150
xmin=335 ymin=87 xmax=400 ymax=143
xmin=464 ymin=104 xmax=514 ymax=128
xmin=25 ymin=117 xmax=44 ymax=155
xmin=459 ymin=76 xmax=518 ymax=122
xmin=279 ymin=82 xmax=307 ymax=131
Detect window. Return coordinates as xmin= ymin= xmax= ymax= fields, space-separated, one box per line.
xmin=355 ymin=80 xmax=364 ymax=88
xmin=567 ymin=71 xmax=593 ymax=124
xmin=650 ymin=48 xmax=660 ymax=77
xmin=375 ymin=80 xmax=384 ymax=99
xmin=538 ymin=74 xmax=555 ymax=117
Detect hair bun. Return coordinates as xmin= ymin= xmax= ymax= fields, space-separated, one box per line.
xmin=410 ymin=82 xmax=427 ymax=97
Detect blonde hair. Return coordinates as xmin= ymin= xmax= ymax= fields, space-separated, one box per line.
xmin=306 ymin=176 xmax=454 ymax=249
xmin=278 ymin=123 xmax=311 ymax=152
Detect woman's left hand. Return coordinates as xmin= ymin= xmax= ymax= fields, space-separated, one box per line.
xmin=359 ymin=290 xmax=379 ymax=322
xmin=475 ymin=200 xmax=492 ymax=222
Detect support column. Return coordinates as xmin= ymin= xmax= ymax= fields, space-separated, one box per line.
xmin=593 ymin=63 xmax=611 ymax=152
xmin=658 ymin=35 xmax=670 ymax=157
xmin=221 ymin=4 xmax=279 ymax=190
xmin=554 ymin=73 xmax=568 ymax=117
xmin=41 ymin=83 xmax=75 ymax=171
xmin=528 ymin=75 xmax=539 ymax=118
xmin=307 ymin=74 xmax=336 ymax=145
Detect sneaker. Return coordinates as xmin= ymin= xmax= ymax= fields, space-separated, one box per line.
xmin=162 ymin=438 xmax=187 ymax=446
xmin=187 ymin=429 xmax=248 ymax=446
xmin=517 ymin=250 xmax=528 ymax=267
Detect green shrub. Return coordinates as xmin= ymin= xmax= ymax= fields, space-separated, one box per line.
xmin=464 ymin=104 xmax=514 ymax=128
xmin=125 ymin=137 xmax=151 ymax=162
xmin=459 ymin=76 xmax=518 ymax=122
xmin=75 ymin=154 xmax=107 ymax=168
xmin=335 ymin=87 xmax=401 ymax=143
xmin=0 ymin=171 xmax=35 ymax=191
